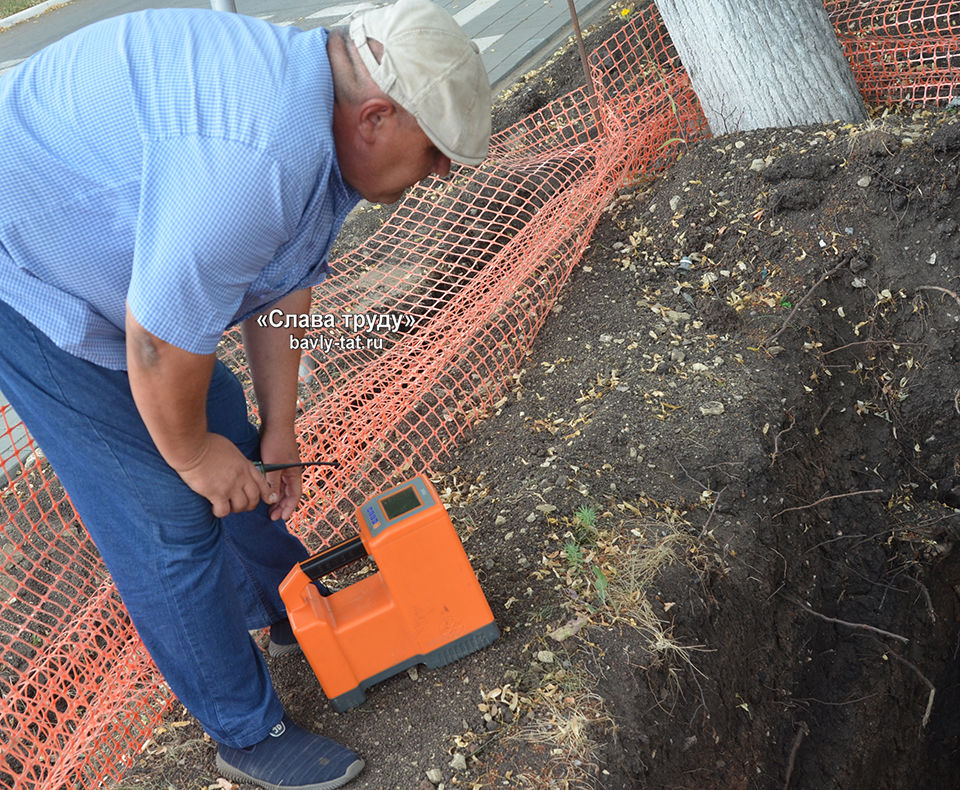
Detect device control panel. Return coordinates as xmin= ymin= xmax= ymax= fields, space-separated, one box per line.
xmin=359 ymin=476 xmax=437 ymax=537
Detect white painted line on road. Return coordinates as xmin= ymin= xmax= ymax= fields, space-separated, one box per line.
xmin=473 ymin=34 xmax=502 ymax=52
xmin=454 ymin=0 xmax=500 ymax=27
xmin=305 ymin=0 xmax=502 ymax=28
xmin=306 ymin=4 xmax=363 ymax=21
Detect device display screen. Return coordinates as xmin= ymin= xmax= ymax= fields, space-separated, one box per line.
xmin=381 ymin=486 xmax=421 ymax=520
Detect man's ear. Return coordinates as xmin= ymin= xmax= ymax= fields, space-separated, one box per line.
xmin=356 ymin=97 xmax=396 ymax=144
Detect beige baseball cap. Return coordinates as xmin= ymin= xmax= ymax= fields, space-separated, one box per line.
xmin=349 ymin=0 xmax=492 ymax=165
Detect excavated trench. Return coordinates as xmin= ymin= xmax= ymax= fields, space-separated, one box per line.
xmin=590 ymin=117 xmax=960 ymax=788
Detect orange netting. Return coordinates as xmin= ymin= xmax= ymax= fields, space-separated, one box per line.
xmin=0 ymin=1 xmax=956 ymax=786
xmin=825 ymin=0 xmax=960 ymax=105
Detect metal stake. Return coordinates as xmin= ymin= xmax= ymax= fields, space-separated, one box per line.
xmin=255 ymin=460 xmax=342 ymax=473
xmin=564 ymin=0 xmax=602 ymax=131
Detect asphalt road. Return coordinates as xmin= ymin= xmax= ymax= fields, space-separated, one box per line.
xmin=0 ymin=0 xmax=604 ymax=88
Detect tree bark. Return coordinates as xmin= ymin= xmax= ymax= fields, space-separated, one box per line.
xmin=655 ymin=0 xmax=868 ymax=135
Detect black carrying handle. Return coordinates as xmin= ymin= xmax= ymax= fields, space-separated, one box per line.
xmin=300 ymin=536 xmax=367 ymax=581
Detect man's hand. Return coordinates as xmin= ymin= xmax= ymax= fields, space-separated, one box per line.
xmin=177 ymin=432 xmax=278 ymax=519
xmin=258 ymin=427 xmax=302 ymax=521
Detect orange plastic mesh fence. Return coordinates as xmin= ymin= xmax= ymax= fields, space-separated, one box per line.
xmin=825 ymin=0 xmax=960 ymax=105
xmin=0 ymin=2 xmax=955 ymax=786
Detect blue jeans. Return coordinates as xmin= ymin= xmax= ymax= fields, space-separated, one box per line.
xmin=0 ymin=299 xmax=308 ymax=748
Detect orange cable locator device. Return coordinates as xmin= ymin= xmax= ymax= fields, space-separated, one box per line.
xmin=279 ymin=474 xmax=500 ymax=712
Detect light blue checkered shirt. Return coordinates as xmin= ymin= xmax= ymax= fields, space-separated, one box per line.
xmin=0 ymin=9 xmax=360 ymax=370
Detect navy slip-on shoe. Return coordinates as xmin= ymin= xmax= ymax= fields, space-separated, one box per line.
xmin=216 ymin=717 xmax=364 ymax=790
xmin=267 ymin=618 xmax=301 ymax=658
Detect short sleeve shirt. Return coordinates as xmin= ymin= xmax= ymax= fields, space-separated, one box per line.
xmin=0 ymin=9 xmax=360 ymax=370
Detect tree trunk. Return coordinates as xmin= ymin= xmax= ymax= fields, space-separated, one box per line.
xmin=655 ymin=0 xmax=868 ymax=135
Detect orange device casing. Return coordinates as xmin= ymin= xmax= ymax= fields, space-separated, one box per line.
xmin=279 ymin=475 xmax=499 ymax=712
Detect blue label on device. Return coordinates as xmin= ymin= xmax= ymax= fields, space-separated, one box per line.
xmin=364 ymin=505 xmax=380 ymax=529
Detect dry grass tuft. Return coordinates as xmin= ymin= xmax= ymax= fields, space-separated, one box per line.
xmin=511 ymin=666 xmax=612 ymax=790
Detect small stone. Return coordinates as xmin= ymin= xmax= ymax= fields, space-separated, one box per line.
xmin=849 ymin=257 xmax=870 ymax=273
xmin=495 ymin=515 xmax=507 ymax=526
xmin=669 ymin=195 xmax=682 ymax=212
xmin=535 ymin=504 xmax=557 ymax=514
xmin=548 ymin=615 xmax=589 ymax=642
xmin=526 ymin=512 xmax=537 ymax=523
xmin=857 ymin=175 xmax=872 ymax=187
xmin=700 ymin=401 xmax=725 ymax=416
xmin=449 ymin=752 xmax=468 ymax=772
xmin=537 ymin=650 xmax=556 ymax=663
xmin=426 ymin=768 xmax=444 ymax=784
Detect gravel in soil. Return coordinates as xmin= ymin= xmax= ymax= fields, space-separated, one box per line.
xmin=122 ymin=12 xmax=960 ymax=790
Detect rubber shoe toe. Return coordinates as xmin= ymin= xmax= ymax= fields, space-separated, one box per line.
xmin=216 ymin=716 xmax=363 ymax=790
xmin=267 ymin=618 xmax=301 ymax=658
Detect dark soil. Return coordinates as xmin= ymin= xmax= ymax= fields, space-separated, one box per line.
xmin=121 ymin=10 xmax=960 ymax=790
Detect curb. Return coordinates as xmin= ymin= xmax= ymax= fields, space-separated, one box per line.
xmin=0 ymin=0 xmax=72 ymax=31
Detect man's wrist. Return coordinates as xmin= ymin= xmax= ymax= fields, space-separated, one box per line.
xmin=163 ymin=432 xmax=213 ymax=474
xmin=258 ymin=422 xmax=299 ymax=458
xmin=259 ymin=417 xmax=297 ymax=440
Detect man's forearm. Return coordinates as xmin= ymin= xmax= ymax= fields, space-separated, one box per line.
xmin=243 ymin=287 xmax=312 ymax=435
xmin=125 ymin=305 xmax=216 ymax=470
xmin=243 ymin=288 xmax=313 ymax=519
